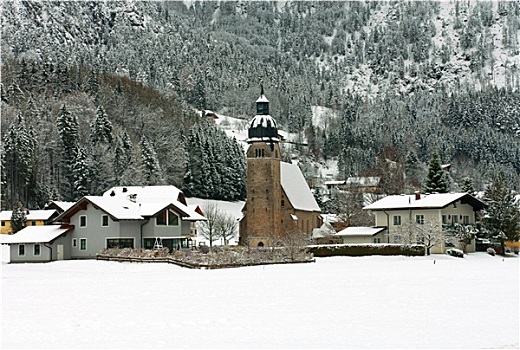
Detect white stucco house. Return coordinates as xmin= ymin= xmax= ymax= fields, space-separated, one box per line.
xmin=362 ymin=192 xmax=487 ymax=254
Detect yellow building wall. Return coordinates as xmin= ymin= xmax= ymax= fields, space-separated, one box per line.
xmin=1 ymin=220 xmax=45 ymax=234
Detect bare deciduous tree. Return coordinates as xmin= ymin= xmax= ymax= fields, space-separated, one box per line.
xmin=217 ymin=211 xmax=238 ymax=245
xmin=279 ymin=229 xmax=310 ymax=262
xmin=197 ymin=203 xmax=221 ymax=248
xmin=198 ymin=202 xmax=239 ymax=248
xmin=392 ymin=218 xmax=445 ymax=255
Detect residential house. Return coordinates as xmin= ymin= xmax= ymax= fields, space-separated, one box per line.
xmin=324 ymin=177 xmax=382 ymax=198
xmin=0 ymin=209 xmax=59 ymax=234
xmin=2 ymin=186 xmax=206 ymax=263
xmin=363 ymin=192 xmax=487 ymax=254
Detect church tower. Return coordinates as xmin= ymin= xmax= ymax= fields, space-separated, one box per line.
xmin=239 ymin=86 xmax=282 ymax=246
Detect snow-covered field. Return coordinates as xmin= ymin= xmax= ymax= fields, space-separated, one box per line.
xmin=2 ymin=251 xmax=518 ymax=349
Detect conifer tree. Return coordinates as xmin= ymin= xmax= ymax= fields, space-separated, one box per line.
xmin=460 ymin=177 xmax=477 ymax=195
xmin=483 ymin=171 xmax=520 ymax=255
xmin=1 ymin=112 xmax=36 ymax=208
xmin=10 ymin=201 xmax=27 ymax=234
xmin=140 ymin=136 xmax=162 ymax=185
xmin=423 ymin=152 xmax=450 ymax=193
xmin=72 ymin=147 xmax=90 ymax=200
xmin=56 ymin=104 xmax=80 ymax=200
xmin=90 ymin=106 xmax=113 ymax=144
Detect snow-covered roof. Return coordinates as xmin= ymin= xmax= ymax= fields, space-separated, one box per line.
xmin=249 ymin=115 xmax=277 ymax=128
xmin=0 ymin=210 xmax=57 ymax=221
xmin=247 ymin=136 xmax=280 ymax=142
xmin=256 ymin=94 xmax=269 ymax=103
xmin=103 ymin=186 xmax=183 ymax=202
xmin=312 ymin=221 xmax=336 ymax=238
xmin=56 ymin=186 xmax=206 ymax=222
xmin=363 ymin=193 xmax=486 ymax=211
xmin=325 ymin=180 xmax=346 ymax=186
xmin=335 ymin=226 xmax=386 ymax=237
xmin=281 ymin=162 xmax=321 ymax=212
xmin=346 ymin=177 xmax=381 ymax=187
xmin=45 ymin=201 xmax=75 ymax=212
xmin=1 ymin=225 xmax=72 ymax=244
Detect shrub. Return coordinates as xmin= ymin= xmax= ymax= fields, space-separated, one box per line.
xmin=307 ymin=244 xmax=425 ymax=257
xmin=446 ymin=248 xmax=464 ymax=258
xmin=487 ymin=247 xmax=496 ymax=256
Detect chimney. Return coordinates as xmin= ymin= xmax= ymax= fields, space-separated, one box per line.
xmin=414 ymin=191 xmax=421 ymax=200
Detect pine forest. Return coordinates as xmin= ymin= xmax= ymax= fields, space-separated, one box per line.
xmin=1 ymin=0 xmax=519 ymax=209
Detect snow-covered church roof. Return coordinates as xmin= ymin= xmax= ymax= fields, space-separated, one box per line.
xmin=281 ymin=162 xmax=321 ymax=212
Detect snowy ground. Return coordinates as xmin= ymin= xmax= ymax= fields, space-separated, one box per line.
xmin=1 ymin=251 xmax=518 ymax=349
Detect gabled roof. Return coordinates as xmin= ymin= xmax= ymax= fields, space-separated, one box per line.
xmin=44 ymin=201 xmax=75 ymax=212
xmin=363 ymin=193 xmax=487 ymax=211
xmin=1 ymin=225 xmax=72 ymax=244
xmin=0 ymin=209 xmax=57 ymax=221
xmin=335 ymin=226 xmax=386 ymax=237
xmin=55 ymin=186 xmax=206 ymax=223
xmin=346 ymin=177 xmax=381 ymax=187
xmin=281 ymin=162 xmax=321 ymax=212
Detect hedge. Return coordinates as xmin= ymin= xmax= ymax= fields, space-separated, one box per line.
xmin=307 ymin=244 xmax=425 ymax=257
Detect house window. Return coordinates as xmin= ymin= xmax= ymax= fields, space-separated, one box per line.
xmin=18 ymin=244 xmax=25 ymax=256
xmin=72 ymin=238 xmax=77 ymax=247
xmin=1 ymin=221 xmax=5 ymax=226
xmin=156 ymin=209 xmax=179 ymax=226
xmin=393 ymin=215 xmax=401 ymax=225
xmin=442 ymin=215 xmax=449 ymax=224
xmin=102 ymin=215 xmax=109 ymax=227
xmin=106 ymin=238 xmax=134 ymax=249
xmin=373 ymin=237 xmax=381 ymax=243
xmin=80 ymin=238 xmax=87 ymax=250
xmin=452 ymin=215 xmax=459 ymax=224
xmin=79 ymin=216 xmax=87 ymax=227
xmin=281 ymin=200 xmax=285 ymax=207
xmin=463 ymin=215 xmax=470 ymax=224
xmin=34 ymin=244 xmax=41 ymax=256
xmin=31 ymin=221 xmax=36 ymax=226
xmin=416 ymin=214 xmax=424 ymax=224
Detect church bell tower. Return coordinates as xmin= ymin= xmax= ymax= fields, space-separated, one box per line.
xmin=240 ymin=86 xmax=282 ymax=246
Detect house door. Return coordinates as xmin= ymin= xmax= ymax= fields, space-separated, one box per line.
xmin=57 ymin=244 xmax=64 ymax=260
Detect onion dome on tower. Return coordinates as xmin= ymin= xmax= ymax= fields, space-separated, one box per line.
xmin=247 ymin=85 xmax=279 ymax=148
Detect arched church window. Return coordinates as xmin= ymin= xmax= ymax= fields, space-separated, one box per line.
xmin=258 ymin=242 xmax=264 ymax=247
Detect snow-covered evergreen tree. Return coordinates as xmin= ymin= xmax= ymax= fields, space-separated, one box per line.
xmin=72 ymin=147 xmax=90 ymax=200
xmin=482 ymin=171 xmax=520 ymax=254
xmin=1 ymin=112 xmax=36 ymax=208
xmin=423 ymin=152 xmax=450 ymax=193
xmin=90 ymin=106 xmax=113 ymax=144
xmin=139 ymin=136 xmax=163 ymax=185
xmin=56 ymin=104 xmax=80 ymax=200
xmin=89 ymin=106 xmax=114 ymax=195
xmin=10 ymin=201 xmax=27 ymax=233
xmin=460 ymin=177 xmax=477 ymax=196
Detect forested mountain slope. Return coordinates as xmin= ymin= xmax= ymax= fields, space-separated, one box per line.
xmin=1 ymin=0 xmax=519 ymax=209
